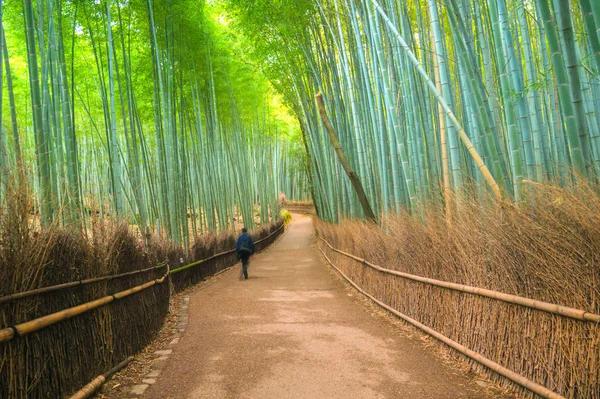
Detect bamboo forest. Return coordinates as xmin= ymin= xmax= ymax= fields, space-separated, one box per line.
xmin=1 ymin=0 xmax=600 ymax=398
xmin=2 ymin=0 xmax=600 ymax=232
xmin=0 ymin=0 xmax=311 ymax=247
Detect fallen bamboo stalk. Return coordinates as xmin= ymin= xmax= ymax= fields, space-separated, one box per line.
xmin=68 ymin=356 xmax=133 ymax=399
xmin=318 ymin=244 xmax=565 ymax=399
xmin=0 ymin=262 xmax=167 ymax=305
xmin=318 ymin=235 xmax=600 ymax=323
xmin=0 ymin=271 xmax=168 ymax=344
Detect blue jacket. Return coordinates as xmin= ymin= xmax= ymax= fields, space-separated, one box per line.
xmin=236 ymin=233 xmax=255 ymax=254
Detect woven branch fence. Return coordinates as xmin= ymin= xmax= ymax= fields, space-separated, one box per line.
xmin=316 ymin=233 xmax=600 ymax=399
xmin=0 ymin=220 xmax=284 ymax=398
xmin=284 ymin=201 xmax=315 ymax=215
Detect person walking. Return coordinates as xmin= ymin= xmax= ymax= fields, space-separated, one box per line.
xmin=236 ymin=227 xmax=255 ymax=280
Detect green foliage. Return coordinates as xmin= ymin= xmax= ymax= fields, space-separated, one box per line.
xmin=225 ymin=0 xmax=600 ymax=222
xmin=279 ymin=208 xmax=292 ymax=225
xmin=0 ymin=0 xmax=310 ymax=243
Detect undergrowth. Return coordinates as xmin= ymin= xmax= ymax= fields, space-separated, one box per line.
xmin=0 ymin=182 xmax=283 ymax=398
xmin=316 ymin=181 xmax=600 ymax=398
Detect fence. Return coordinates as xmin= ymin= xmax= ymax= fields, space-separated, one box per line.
xmin=284 ymin=201 xmax=315 ymax=215
xmin=317 ymin=234 xmax=600 ymax=399
xmin=0 ymin=220 xmax=284 ymax=398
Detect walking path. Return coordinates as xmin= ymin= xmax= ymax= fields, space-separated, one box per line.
xmin=143 ymin=214 xmax=501 ymax=399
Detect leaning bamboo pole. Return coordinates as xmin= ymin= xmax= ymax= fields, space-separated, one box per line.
xmin=68 ymin=356 xmax=133 ymax=399
xmin=315 ymin=92 xmax=377 ymax=222
xmin=318 ymin=245 xmax=564 ymax=399
xmin=318 ymin=236 xmax=600 ymax=323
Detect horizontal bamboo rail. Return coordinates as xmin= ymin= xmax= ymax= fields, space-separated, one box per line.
xmin=318 ymin=245 xmax=565 ymax=399
xmin=0 ymin=270 xmax=169 ymax=344
xmin=0 ymin=262 xmax=167 ymax=305
xmin=68 ymin=356 xmax=133 ymax=399
xmin=318 ymin=236 xmax=600 ymax=323
xmin=250 ymin=222 xmax=285 ymax=245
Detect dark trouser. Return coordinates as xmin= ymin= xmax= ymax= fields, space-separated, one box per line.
xmin=241 ymin=253 xmax=250 ymax=279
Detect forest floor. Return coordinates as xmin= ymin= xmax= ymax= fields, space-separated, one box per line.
xmin=104 ymin=214 xmax=513 ymax=399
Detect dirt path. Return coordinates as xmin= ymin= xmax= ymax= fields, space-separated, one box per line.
xmin=142 ymin=214 xmax=503 ymax=399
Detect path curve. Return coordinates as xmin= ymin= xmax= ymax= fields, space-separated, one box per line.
xmin=143 ymin=214 xmax=501 ymax=399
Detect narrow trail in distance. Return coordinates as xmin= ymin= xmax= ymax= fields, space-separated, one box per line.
xmin=143 ymin=214 xmax=503 ymax=399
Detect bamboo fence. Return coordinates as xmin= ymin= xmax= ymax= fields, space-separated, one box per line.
xmin=318 ymin=246 xmax=563 ymax=399
xmin=318 ymin=237 xmax=600 ymax=323
xmin=0 ymin=263 xmax=168 ymax=305
xmin=0 ymin=220 xmax=284 ymax=398
xmin=316 ymin=233 xmax=600 ymax=398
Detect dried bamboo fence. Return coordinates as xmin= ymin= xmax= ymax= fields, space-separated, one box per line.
xmin=0 ymin=263 xmax=168 ymax=305
xmin=316 ymin=234 xmax=600 ymax=399
xmin=0 ymin=220 xmax=284 ymax=398
xmin=170 ymin=222 xmax=285 ymax=291
xmin=284 ymin=201 xmax=315 ymax=215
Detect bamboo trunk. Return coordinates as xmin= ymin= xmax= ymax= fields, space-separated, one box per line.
xmin=316 ymin=93 xmax=377 ymax=222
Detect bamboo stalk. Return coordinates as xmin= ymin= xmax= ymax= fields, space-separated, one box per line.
xmin=23 ymin=0 xmax=53 ymax=224
xmin=317 ymin=236 xmax=600 ymax=323
xmin=315 ymin=92 xmax=377 ymax=222
xmin=430 ymin=25 xmax=451 ymax=223
xmin=318 ymin=246 xmax=565 ymax=399
xmin=68 ymin=356 xmax=133 ymax=399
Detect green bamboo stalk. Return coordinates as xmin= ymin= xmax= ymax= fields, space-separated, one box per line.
xmin=536 ymin=0 xmax=587 ymax=176
xmin=106 ymin=0 xmax=122 ymax=215
xmin=24 ymin=0 xmax=54 ymax=224
xmin=1 ymin=23 xmax=20 ymax=168
xmin=370 ymin=0 xmax=502 ymax=200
